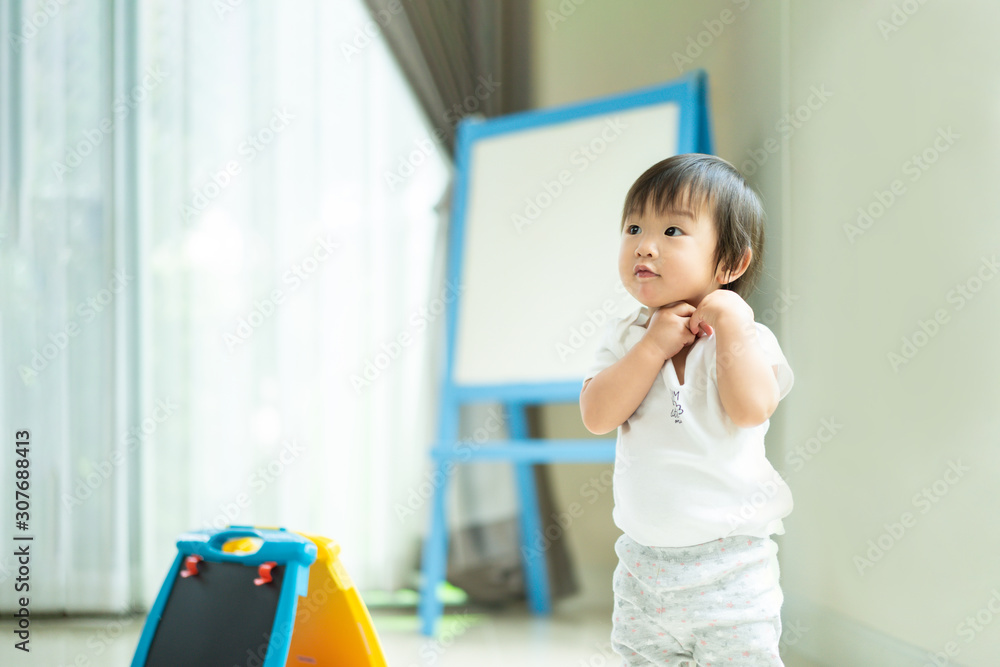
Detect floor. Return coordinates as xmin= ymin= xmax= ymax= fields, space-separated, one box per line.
xmin=0 ymin=605 xmax=829 ymax=666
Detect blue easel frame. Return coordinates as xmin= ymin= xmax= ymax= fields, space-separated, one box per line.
xmin=418 ymin=69 xmax=714 ymax=636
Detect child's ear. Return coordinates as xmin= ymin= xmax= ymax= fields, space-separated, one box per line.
xmin=723 ymin=248 xmax=752 ymax=284
xmin=737 ymin=247 xmax=752 ymax=274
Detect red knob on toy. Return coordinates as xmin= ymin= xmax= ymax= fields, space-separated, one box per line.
xmin=255 ymin=561 xmax=278 ymax=586
xmin=180 ymin=555 xmax=203 ymax=578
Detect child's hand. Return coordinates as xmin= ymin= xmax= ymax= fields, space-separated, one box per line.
xmin=643 ymin=302 xmax=701 ymax=361
xmin=688 ymin=290 xmax=755 ymax=337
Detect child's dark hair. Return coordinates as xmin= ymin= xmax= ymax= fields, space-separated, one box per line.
xmin=620 ymin=153 xmax=766 ymax=299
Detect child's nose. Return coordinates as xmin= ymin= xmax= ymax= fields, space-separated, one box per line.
xmin=636 ymin=238 xmax=658 ymax=255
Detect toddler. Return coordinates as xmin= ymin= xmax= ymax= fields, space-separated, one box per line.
xmin=579 ymin=154 xmax=794 ymax=666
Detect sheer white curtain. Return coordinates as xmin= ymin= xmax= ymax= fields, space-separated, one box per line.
xmin=1 ymin=0 xmax=450 ymax=613
xmin=136 ymin=0 xmax=450 ymax=604
xmin=0 ymin=0 xmax=133 ymax=613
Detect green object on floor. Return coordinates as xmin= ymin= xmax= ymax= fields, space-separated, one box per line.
xmin=365 ymin=582 xmax=468 ymax=608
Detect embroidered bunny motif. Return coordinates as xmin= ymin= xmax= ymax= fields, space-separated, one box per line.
xmin=670 ymin=389 xmax=684 ymax=424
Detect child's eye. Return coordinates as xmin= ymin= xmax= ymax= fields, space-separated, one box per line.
xmin=664 ymin=227 xmax=682 ymax=236
xmin=627 ymin=224 xmax=640 ymax=234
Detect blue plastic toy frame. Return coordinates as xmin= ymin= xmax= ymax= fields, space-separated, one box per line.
xmin=130 ymin=526 xmax=317 ymax=667
xmin=417 ymin=70 xmax=715 ymax=636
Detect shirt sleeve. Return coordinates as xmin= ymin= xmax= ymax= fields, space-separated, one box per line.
xmin=755 ymin=322 xmax=794 ymax=401
xmin=582 ymin=317 xmax=623 ymax=385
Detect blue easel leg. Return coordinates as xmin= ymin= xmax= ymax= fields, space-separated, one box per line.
xmin=419 ymin=458 xmax=452 ymax=636
xmin=514 ymin=462 xmax=552 ymax=614
xmin=507 ymin=402 xmax=552 ymax=615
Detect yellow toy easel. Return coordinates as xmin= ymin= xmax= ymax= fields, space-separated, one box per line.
xmin=223 ymin=527 xmax=388 ymax=666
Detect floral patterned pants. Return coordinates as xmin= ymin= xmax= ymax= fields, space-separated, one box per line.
xmin=611 ymin=532 xmax=785 ymax=666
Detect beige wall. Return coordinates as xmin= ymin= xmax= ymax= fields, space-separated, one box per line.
xmin=531 ymin=1 xmax=1000 ymax=664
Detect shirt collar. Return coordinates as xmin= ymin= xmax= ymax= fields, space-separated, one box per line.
xmin=628 ymin=304 xmax=653 ymax=327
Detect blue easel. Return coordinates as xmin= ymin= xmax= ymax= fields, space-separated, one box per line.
xmin=418 ymin=70 xmax=715 ymax=636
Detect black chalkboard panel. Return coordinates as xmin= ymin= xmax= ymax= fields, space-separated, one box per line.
xmin=143 ymin=558 xmax=285 ymax=666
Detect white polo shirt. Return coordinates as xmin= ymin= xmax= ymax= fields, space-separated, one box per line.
xmin=584 ymin=304 xmax=795 ymax=548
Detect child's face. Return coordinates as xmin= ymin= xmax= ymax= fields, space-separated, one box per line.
xmin=618 ymin=198 xmax=722 ymax=310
